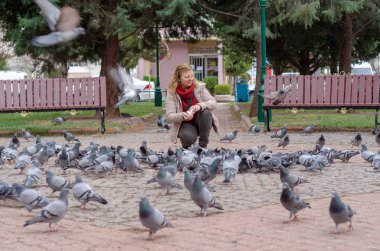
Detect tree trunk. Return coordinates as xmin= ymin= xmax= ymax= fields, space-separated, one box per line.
xmin=100 ymin=0 xmax=121 ymax=118
xmin=249 ymin=39 xmax=261 ymax=117
xmin=338 ymin=14 xmax=353 ymax=74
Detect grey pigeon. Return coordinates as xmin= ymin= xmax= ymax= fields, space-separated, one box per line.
xmin=120 ymin=149 xmax=143 ymax=173
xmin=13 ymin=183 xmax=50 ymax=212
xmin=52 ymin=115 xmax=68 ymax=125
xmin=14 ymin=151 xmax=32 ymax=174
xmin=333 ymin=150 xmax=359 ymax=162
xmin=329 ymin=192 xmax=356 ymax=233
xmin=279 ymin=166 xmax=308 ymax=190
xmin=32 ymin=0 xmax=85 ymax=47
xmin=22 ymin=129 xmax=35 ymax=141
xmin=9 ymin=133 xmax=20 ymax=150
xmin=24 ymin=189 xmax=69 ymax=231
xmin=183 ymin=167 xmax=195 ymax=191
xmin=157 ymin=115 xmax=171 ymax=131
xmin=360 ymin=144 xmax=375 ymax=163
xmin=0 ymin=181 xmax=18 ymax=201
xmin=139 ymin=197 xmax=173 ymax=240
xmin=195 ymin=157 xmax=222 ymax=184
xmin=45 ymin=170 xmax=73 ymax=194
xmin=280 ymin=182 xmax=310 ymax=222
xmin=220 ymin=130 xmax=238 ymax=142
xmin=271 ymin=127 xmax=287 ymax=139
xmin=36 ymin=145 xmax=49 ymax=166
xmin=316 ymin=134 xmax=325 ymax=148
xmin=154 ymin=167 xmax=182 ymax=195
xmin=301 ymin=125 xmax=315 ymax=135
xmin=248 ymin=124 xmax=260 ymax=135
xmin=190 ymin=177 xmax=223 ymax=216
xmin=63 ymin=130 xmax=80 ymax=143
xmin=72 ymin=176 xmax=107 ymax=208
xmin=350 ymin=133 xmax=362 ymax=148
xmin=57 ymin=147 xmax=71 ymax=173
xmin=24 ymin=160 xmax=41 ymax=187
xmin=262 ymin=85 xmax=292 ymax=105
xmin=376 ymin=132 xmax=380 ymax=146
xmin=278 ymin=134 xmax=290 ymax=149
xmin=108 ymin=64 xmax=139 ymax=108
xmin=222 ymin=152 xmax=240 ymax=183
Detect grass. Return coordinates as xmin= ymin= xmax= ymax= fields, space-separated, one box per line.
xmin=0 ymin=101 xmax=165 ymax=134
xmin=236 ymin=102 xmax=376 ymax=129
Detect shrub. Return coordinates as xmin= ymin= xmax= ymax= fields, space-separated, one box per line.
xmin=203 ymin=76 xmax=218 ymax=94
xmin=214 ymin=84 xmax=231 ymax=95
xmin=143 ymin=76 xmax=156 ymax=82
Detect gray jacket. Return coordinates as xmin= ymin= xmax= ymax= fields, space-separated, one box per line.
xmin=165 ymin=83 xmax=220 ymax=143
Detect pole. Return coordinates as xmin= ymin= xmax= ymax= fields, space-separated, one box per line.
xmin=258 ymin=0 xmax=268 ymax=122
xmin=154 ymin=21 xmax=162 ymax=107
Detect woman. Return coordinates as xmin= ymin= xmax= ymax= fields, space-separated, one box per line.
xmin=165 ymin=64 xmax=219 ymax=149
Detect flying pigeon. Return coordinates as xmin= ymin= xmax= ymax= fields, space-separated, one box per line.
xmin=108 ymin=64 xmax=140 ymax=108
xmin=23 ymin=189 xmax=69 ymax=231
xmin=157 ymin=115 xmax=171 ymax=131
xmin=329 ymin=192 xmax=356 ymax=233
xmin=139 ymin=197 xmax=173 ymax=240
xmin=262 ymin=85 xmax=292 ymax=105
xmin=72 ymin=176 xmax=108 ymax=209
xmin=280 ymin=182 xmax=310 ymax=222
xmin=220 ymin=130 xmax=238 ymax=142
xmin=32 ymin=0 xmax=85 ymax=47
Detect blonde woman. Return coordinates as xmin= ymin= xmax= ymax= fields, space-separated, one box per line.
xmin=165 ymin=64 xmax=219 ymax=149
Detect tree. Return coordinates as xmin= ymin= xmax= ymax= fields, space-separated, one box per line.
xmin=0 ymin=0 xmax=212 ymax=117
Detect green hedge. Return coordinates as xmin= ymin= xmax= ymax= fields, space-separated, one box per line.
xmin=214 ymin=84 xmax=231 ymax=95
xmin=143 ymin=76 xmax=156 ymax=82
xmin=203 ymin=76 xmax=218 ymax=95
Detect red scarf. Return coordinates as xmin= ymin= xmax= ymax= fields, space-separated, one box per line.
xmin=176 ymin=83 xmax=198 ymax=112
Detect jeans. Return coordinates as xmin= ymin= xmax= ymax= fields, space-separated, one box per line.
xmin=178 ymin=109 xmax=212 ymax=148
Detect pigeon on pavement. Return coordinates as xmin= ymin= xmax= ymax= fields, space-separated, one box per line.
xmin=316 ymin=134 xmax=326 ymax=148
xmin=189 ymin=177 xmax=223 ymax=216
xmin=22 ymin=129 xmax=35 ymax=141
xmin=139 ymin=197 xmax=173 ymax=240
xmin=350 ymin=133 xmax=362 ymax=148
xmin=300 ymin=125 xmax=315 ymax=135
xmin=157 ymin=115 xmax=171 ymax=131
xmin=13 ymin=183 xmax=50 ymax=212
xmin=63 ymin=130 xmax=80 ymax=143
xmin=360 ymin=144 xmax=375 ymax=163
xmin=280 ymin=182 xmax=310 ymax=222
xmin=279 ymin=166 xmax=308 ymax=190
xmin=23 ymin=189 xmax=69 ymax=231
xmin=262 ymin=85 xmax=292 ymax=105
xmin=248 ymin=124 xmax=260 ymax=135
xmin=329 ymin=192 xmax=356 ymax=233
xmin=108 ymin=64 xmax=139 ymax=108
xmin=220 ymin=130 xmax=238 ymax=142
xmin=72 ymin=176 xmax=108 ymax=209
xmin=271 ymin=127 xmax=287 ymax=139
xmin=154 ymin=167 xmax=182 ymax=195
xmin=278 ymin=135 xmax=290 ymax=149
xmin=32 ymin=0 xmax=85 ymax=47
xmin=45 ymin=170 xmax=73 ymax=194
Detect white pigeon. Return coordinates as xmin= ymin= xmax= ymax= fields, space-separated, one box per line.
xmin=32 ymin=0 xmax=85 ymax=47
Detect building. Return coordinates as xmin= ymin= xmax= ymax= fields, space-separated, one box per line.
xmin=137 ymin=38 xmax=224 ymax=89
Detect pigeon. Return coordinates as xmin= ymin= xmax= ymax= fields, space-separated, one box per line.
xmin=279 ymin=166 xmax=308 ymax=190
xmin=52 ymin=115 xmax=68 ymax=125
xmin=376 ymin=132 xmax=380 ymax=146
xmin=350 ymin=133 xmax=362 ymax=148
xmin=45 ymin=170 xmax=73 ymax=194
xmin=222 ymin=152 xmax=240 ymax=183
xmin=278 ymin=135 xmax=290 ymax=148
xmin=157 ymin=115 xmax=171 ymax=131
xmin=262 ymin=85 xmax=292 ymax=105
xmin=36 ymin=145 xmax=49 ymax=166
xmin=13 ymin=183 xmax=50 ymax=212
xmin=316 ymin=134 xmax=325 ymax=148
xmin=24 ymin=160 xmax=41 ymax=187
xmin=120 ymin=149 xmax=143 ymax=173
xmin=189 ymin=177 xmax=223 ymax=216
xmin=333 ymin=150 xmax=360 ymax=162
xmin=280 ymin=182 xmax=310 ymax=222
xmin=0 ymin=181 xmax=18 ymax=201
xmin=183 ymin=167 xmax=195 ymax=191
xmin=139 ymin=197 xmax=173 ymax=240
xmin=248 ymin=124 xmax=260 ymax=135
xmin=154 ymin=167 xmax=182 ymax=195
xmin=57 ymin=147 xmax=71 ymax=173
xmin=32 ymin=0 xmax=85 ymax=47
xmin=21 ymin=129 xmax=35 ymax=141
xmin=360 ymin=144 xmax=375 ymax=163
xmin=14 ymin=152 xmax=32 ymax=175
xmin=108 ymin=64 xmax=140 ymax=108
xmin=63 ymin=130 xmax=80 ymax=143
xmin=9 ymin=133 xmax=20 ymax=150
xmin=301 ymin=125 xmax=315 ymax=135
xmin=329 ymin=192 xmax=356 ymax=233
xmin=271 ymin=127 xmax=287 ymax=139
xmin=220 ymin=130 xmax=238 ymax=142
xmin=24 ymin=189 xmax=69 ymax=231
xmin=72 ymin=176 xmax=107 ymax=209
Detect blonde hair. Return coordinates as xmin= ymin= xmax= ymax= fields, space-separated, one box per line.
xmin=168 ymin=63 xmax=200 ymax=94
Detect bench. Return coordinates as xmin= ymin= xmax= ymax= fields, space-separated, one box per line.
xmin=263 ymin=74 xmax=380 ymax=133
xmin=0 ymin=76 xmax=107 ymax=133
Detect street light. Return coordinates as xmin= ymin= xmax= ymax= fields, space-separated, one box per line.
xmin=154 ymin=21 xmax=162 ymax=107
xmin=257 ymin=0 xmax=270 ymax=122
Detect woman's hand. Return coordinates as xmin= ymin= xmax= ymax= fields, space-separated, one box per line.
xmin=189 ymin=104 xmax=201 ymax=113
xmin=182 ymin=111 xmax=193 ymax=121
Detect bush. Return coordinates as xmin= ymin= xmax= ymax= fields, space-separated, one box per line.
xmin=203 ymin=76 xmax=218 ymax=95
xmin=143 ymin=76 xmax=156 ymax=82
xmin=214 ymin=84 xmax=231 ymax=95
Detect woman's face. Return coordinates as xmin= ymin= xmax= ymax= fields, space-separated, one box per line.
xmin=179 ymin=70 xmax=194 ymax=89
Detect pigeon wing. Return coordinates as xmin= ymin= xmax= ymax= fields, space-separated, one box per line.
xmin=56 ymin=6 xmax=81 ymax=32
xmin=34 ymin=0 xmax=61 ymax=31
xmin=262 ymin=91 xmax=278 ymax=100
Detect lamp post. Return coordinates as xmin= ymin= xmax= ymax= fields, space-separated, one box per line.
xmin=154 ymin=21 xmax=162 ymax=107
xmin=257 ymin=0 xmax=269 ymax=122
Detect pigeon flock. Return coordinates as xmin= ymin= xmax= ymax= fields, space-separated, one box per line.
xmin=0 ymin=123 xmax=378 ymax=239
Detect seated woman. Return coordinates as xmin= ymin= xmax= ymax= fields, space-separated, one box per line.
xmin=165 ymin=63 xmax=219 ymax=149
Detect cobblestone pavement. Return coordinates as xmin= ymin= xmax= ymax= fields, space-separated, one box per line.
xmin=1 ymin=103 xmax=380 ymax=250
